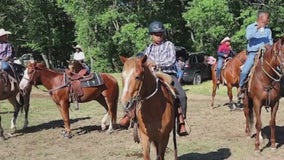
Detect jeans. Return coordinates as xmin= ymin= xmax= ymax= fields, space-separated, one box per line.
xmin=239 ymin=52 xmax=258 ymax=87
xmin=0 ymin=61 xmax=10 ymax=71
xmin=170 ymin=75 xmax=187 ymax=118
xmin=216 ymin=56 xmax=224 ymax=79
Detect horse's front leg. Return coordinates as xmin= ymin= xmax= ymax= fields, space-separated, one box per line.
xmin=0 ymin=116 xmax=5 ymax=140
xmin=253 ymin=102 xmax=262 ymax=152
xmin=140 ymin=131 xmax=151 ymax=160
xmin=243 ymin=96 xmax=251 ymax=136
xmin=270 ymin=101 xmax=279 ymax=150
xmin=227 ymin=85 xmax=235 ymax=110
xmin=57 ymin=103 xmax=72 ymax=138
xmin=8 ymin=97 xmax=21 ymax=130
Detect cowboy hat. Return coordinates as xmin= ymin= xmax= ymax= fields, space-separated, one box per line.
xmin=0 ymin=28 xmax=11 ymax=37
xmin=74 ymin=45 xmax=82 ymax=50
xmin=220 ymin=37 xmax=230 ymax=44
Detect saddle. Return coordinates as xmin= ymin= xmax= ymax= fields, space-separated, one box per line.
xmin=155 ymin=71 xmax=177 ymax=98
xmin=66 ymin=69 xmax=94 ymax=102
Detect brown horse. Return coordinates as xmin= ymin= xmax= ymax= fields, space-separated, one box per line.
xmin=120 ymin=55 xmax=177 ymax=160
xmin=68 ymin=59 xmax=86 ymax=73
xmin=19 ymin=62 xmax=119 ymax=138
xmin=243 ymin=38 xmax=284 ymax=151
xmin=211 ymin=50 xmax=247 ymax=108
xmin=0 ymin=68 xmax=32 ymax=140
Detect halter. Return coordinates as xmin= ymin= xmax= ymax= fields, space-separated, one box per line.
xmin=124 ymin=66 xmax=159 ymax=112
xmin=261 ymin=47 xmax=284 ymax=82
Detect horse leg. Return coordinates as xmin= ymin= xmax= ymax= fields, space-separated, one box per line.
xmin=96 ymin=94 xmax=111 ymax=131
xmin=155 ymin=135 xmax=170 ymax=160
xmin=211 ymin=78 xmax=217 ymax=107
xmin=253 ymin=101 xmax=262 ymax=152
xmin=0 ymin=116 xmax=4 ymax=140
xmin=8 ymin=96 xmax=21 ymax=130
xmin=243 ymin=97 xmax=253 ymax=137
xmin=227 ymin=85 xmax=235 ymax=110
xmin=57 ymin=103 xmax=72 ymax=138
xmin=22 ymin=87 xmax=31 ymax=128
xmin=270 ymin=101 xmax=279 ymax=150
xmin=140 ymin=131 xmax=151 ymax=160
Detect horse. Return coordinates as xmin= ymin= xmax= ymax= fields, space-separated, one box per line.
xmin=19 ymin=62 xmax=119 ymax=138
xmin=243 ymin=37 xmax=284 ymax=152
xmin=120 ymin=55 xmax=177 ymax=160
xmin=211 ymin=50 xmax=247 ymax=109
xmin=68 ymin=59 xmax=86 ymax=73
xmin=0 ymin=65 xmax=32 ymax=140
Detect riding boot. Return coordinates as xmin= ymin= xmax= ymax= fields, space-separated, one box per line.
xmin=119 ymin=115 xmax=131 ymax=128
xmin=177 ymin=107 xmax=188 ymax=136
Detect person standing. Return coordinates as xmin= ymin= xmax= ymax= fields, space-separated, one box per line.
xmin=238 ymin=11 xmax=273 ymax=98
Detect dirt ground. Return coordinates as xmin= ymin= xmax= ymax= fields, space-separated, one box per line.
xmin=0 ymin=88 xmax=284 ymax=160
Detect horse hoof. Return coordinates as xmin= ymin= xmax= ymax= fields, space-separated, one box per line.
xmin=0 ymin=136 xmax=5 ymax=141
xmin=107 ymin=129 xmax=113 ymax=134
xmin=61 ymin=130 xmax=72 ymax=139
xmin=254 ymin=150 xmax=261 ymax=155
xmin=101 ymin=125 xmax=106 ymax=131
xmin=271 ymin=147 xmax=277 ymax=152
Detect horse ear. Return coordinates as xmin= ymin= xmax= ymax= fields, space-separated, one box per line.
xmin=141 ymin=55 xmax=147 ymax=64
xmin=274 ymin=39 xmax=281 ymax=53
xmin=119 ymin=56 xmax=128 ymax=64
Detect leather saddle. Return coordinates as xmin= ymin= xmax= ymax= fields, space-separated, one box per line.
xmin=66 ymin=69 xmax=94 ymax=102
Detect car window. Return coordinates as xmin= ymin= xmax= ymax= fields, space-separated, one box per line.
xmin=196 ymin=54 xmax=204 ymax=63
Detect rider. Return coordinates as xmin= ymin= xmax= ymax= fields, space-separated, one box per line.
xmin=238 ymin=10 xmax=273 ymax=98
xmin=0 ymin=28 xmax=18 ymax=79
xmin=119 ymin=21 xmax=188 ymax=136
xmin=73 ymin=44 xmax=90 ymax=74
xmin=216 ymin=37 xmax=234 ymax=84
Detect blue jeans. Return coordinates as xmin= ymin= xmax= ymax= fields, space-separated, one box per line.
xmin=239 ymin=52 xmax=257 ymax=87
xmin=216 ymin=56 xmax=224 ymax=79
xmin=0 ymin=61 xmax=10 ymax=71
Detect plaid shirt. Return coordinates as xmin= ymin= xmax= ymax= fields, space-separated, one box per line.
xmin=0 ymin=41 xmax=13 ymax=60
xmin=144 ymin=40 xmax=177 ymax=74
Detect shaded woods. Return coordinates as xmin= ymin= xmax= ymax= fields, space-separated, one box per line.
xmin=1 ymin=0 xmax=284 ymax=72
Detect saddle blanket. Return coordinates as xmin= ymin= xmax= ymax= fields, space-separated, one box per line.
xmin=81 ymin=73 xmax=104 ymax=87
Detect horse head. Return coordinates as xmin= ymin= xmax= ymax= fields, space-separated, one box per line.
xmin=271 ymin=37 xmax=284 ymax=74
xmin=68 ymin=60 xmax=84 ymax=73
xmin=19 ymin=62 xmax=46 ymax=90
xmin=119 ymin=55 xmax=148 ymax=118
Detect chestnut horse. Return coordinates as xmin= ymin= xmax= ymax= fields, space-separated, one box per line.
xmin=0 ymin=68 xmax=32 ymax=140
xmin=243 ymin=38 xmax=284 ymax=151
xmin=120 ymin=55 xmax=177 ymax=160
xmin=19 ymin=62 xmax=119 ymax=138
xmin=211 ymin=50 xmax=247 ymax=108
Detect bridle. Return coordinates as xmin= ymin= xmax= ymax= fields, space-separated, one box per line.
xmin=261 ymin=46 xmax=284 ymax=82
xmin=124 ymin=66 xmax=159 ymax=113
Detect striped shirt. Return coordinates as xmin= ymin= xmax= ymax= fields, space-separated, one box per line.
xmin=144 ymin=40 xmax=177 ymax=74
xmin=0 ymin=41 xmax=13 ymax=60
xmin=246 ymin=22 xmax=273 ymax=52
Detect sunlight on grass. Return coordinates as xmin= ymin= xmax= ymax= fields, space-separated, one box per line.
xmin=182 ymin=81 xmax=238 ymax=97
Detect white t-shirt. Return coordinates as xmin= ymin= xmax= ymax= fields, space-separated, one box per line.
xmin=73 ymin=51 xmax=85 ymax=61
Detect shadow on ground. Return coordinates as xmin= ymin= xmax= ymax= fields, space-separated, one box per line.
xmin=178 ymin=148 xmax=231 ymax=160
xmin=252 ymin=125 xmax=284 ymax=151
xmin=17 ymin=117 xmax=91 ymax=134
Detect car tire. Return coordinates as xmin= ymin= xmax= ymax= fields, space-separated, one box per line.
xmin=193 ymin=73 xmax=202 ymax=85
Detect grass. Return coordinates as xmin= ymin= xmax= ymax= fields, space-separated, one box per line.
xmin=0 ymin=74 xmax=284 ymax=160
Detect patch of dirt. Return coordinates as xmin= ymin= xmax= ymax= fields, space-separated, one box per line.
xmin=0 ymin=91 xmax=284 ymax=160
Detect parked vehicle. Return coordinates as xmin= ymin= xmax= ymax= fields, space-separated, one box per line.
xmin=175 ymin=46 xmax=212 ymax=85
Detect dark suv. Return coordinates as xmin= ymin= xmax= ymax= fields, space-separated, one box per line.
xmin=175 ymin=46 xmax=211 ymax=85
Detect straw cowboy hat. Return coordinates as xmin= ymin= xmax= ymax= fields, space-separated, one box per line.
xmin=0 ymin=28 xmax=12 ymax=37
xmin=220 ymin=37 xmax=230 ymax=44
xmin=74 ymin=45 xmax=82 ymax=50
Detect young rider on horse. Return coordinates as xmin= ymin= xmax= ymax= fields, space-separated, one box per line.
xmin=0 ymin=29 xmax=21 ymax=81
xmin=238 ymin=10 xmax=273 ymax=98
xmin=119 ymin=21 xmax=188 ymax=136
xmin=73 ymin=45 xmax=90 ymax=74
xmin=216 ymin=37 xmax=234 ymax=84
